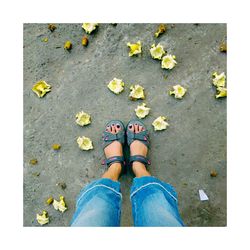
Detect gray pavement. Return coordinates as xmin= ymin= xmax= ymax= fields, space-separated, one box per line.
xmin=23 ymin=23 xmax=227 ymax=226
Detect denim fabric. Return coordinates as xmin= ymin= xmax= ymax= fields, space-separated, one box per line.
xmin=70 ymin=178 xmax=122 ymax=226
xmin=70 ymin=176 xmax=184 ymax=227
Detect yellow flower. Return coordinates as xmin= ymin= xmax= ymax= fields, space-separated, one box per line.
xmin=155 ymin=24 xmax=167 ymax=38
xmin=36 ymin=210 xmax=49 ymax=225
xmin=169 ymin=85 xmax=187 ymax=99
xmin=161 ymin=54 xmax=177 ymax=69
xmin=152 ymin=116 xmax=169 ymax=131
xmin=215 ymin=87 xmax=227 ymax=98
xmin=107 ymin=78 xmax=125 ymax=94
xmin=75 ymin=111 xmax=91 ymax=126
xmin=127 ymin=41 xmax=142 ymax=57
xmin=212 ymin=72 xmax=226 ymax=87
xmin=77 ymin=136 xmax=94 ymax=150
xmin=82 ymin=23 xmax=98 ymax=34
xmin=53 ymin=196 xmax=67 ymax=213
xmin=150 ymin=43 xmax=165 ymax=60
xmin=32 ymin=80 xmax=51 ymax=98
xmin=135 ymin=103 xmax=150 ymax=119
xmin=129 ymin=84 xmax=145 ymax=100
xmin=64 ymin=41 xmax=72 ymax=50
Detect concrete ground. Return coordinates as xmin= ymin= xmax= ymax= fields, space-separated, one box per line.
xmin=23 ymin=23 xmax=227 ymax=227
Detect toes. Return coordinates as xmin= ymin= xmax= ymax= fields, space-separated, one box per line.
xmin=106 ymin=125 xmax=112 ymax=132
xmin=111 ymin=124 xmax=116 ymax=133
xmin=116 ymin=123 xmax=121 ymax=132
xmin=134 ymin=123 xmax=139 ymax=133
xmin=138 ymin=125 xmax=143 ymax=132
xmin=128 ymin=123 xmax=134 ymax=132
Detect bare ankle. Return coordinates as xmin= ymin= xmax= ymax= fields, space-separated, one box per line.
xmin=102 ymin=163 xmax=122 ymax=181
xmin=132 ymin=162 xmax=151 ymax=177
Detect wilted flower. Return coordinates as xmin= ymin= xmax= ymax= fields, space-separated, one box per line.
xmin=150 ymin=43 xmax=165 ymax=60
xmin=36 ymin=210 xmax=49 ymax=225
xmin=52 ymin=144 xmax=61 ymax=150
xmin=48 ymin=24 xmax=57 ymax=32
xmin=161 ymin=54 xmax=177 ymax=69
xmin=75 ymin=111 xmax=91 ymax=126
xmin=32 ymin=80 xmax=51 ymax=98
xmin=212 ymin=72 xmax=226 ymax=87
xmin=107 ymin=78 xmax=125 ymax=94
xmin=152 ymin=116 xmax=169 ymax=131
xmin=155 ymin=24 xmax=167 ymax=38
xmin=77 ymin=136 xmax=94 ymax=150
xmin=135 ymin=103 xmax=150 ymax=119
xmin=129 ymin=84 xmax=145 ymax=100
xmin=64 ymin=41 xmax=72 ymax=50
xmin=82 ymin=23 xmax=98 ymax=34
xmin=219 ymin=42 xmax=227 ymax=52
xmin=53 ymin=195 xmax=67 ymax=213
xmin=215 ymin=87 xmax=227 ymax=98
xmin=82 ymin=36 xmax=88 ymax=46
xmin=169 ymin=85 xmax=187 ymax=99
xmin=46 ymin=197 xmax=54 ymax=205
xmin=127 ymin=41 xmax=142 ymax=57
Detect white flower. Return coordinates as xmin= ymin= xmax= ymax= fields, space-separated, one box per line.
xmin=212 ymin=72 xmax=226 ymax=87
xmin=129 ymin=84 xmax=145 ymax=100
xmin=127 ymin=41 xmax=142 ymax=56
xmin=75 ymin=111 xmax=91 ymax=126
xmin=36 ymin=210 xmax=49 ymax=225
xmin=77 ymin=136 xmax=94 ymax=150
xmin=135 ymin=103 xmax=150 ymax=119
xmin=152 ymin=116 xmax=169 ymax=131
xmin=82 ymin=23 xmax=98 ymax=34
xmin=107 ymin=78 xmax=125 ymax=94
xmin=53 ymin=196 xmax=67 ymax=213
xmin=150 ymin=43 xmax=165 ymax=60
xmin=161 ymin=54 xmax=177 ymax=69
xmin=169 ymin=85 xmax=187 ymax=99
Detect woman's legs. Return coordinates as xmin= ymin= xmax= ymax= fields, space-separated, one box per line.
xmin=128 ymin=124 xmax=185 ymax=227
xmin=70 ymin=124 xmax=123 ymax=227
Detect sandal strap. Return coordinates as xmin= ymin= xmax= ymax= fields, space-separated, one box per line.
xmin=129 ymin=155 xmax=151 ymax=166
xmin=102 ymin=130 xmax=125 ymax=148
xmin=102 ymin=156 xmax=126 ymax=167
xmin=126 ymin=130 xmax=149 ymax=147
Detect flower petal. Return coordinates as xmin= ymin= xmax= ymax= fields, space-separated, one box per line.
xmin=36 ymin=210 xmax=49 ymax=225
xmin=169 ymin=84 xmax=187 ymax=99
xmin=75 ymin=111 xmax=91 ymax=126
xmin=161 ymin=54 xmax=177 ymax=69
xmin=127 ymin=41 xmax=142 ymax=57
xmin=82 ymin=23 xmax=98 ymax=34
xmin=212 ymin=72 xmax=226 ymax=87
xmin=32 ymin=80 xmax=51 ymax=98
xmin=150 ymin=43 xmax=165 ymax=60
xmin=77 ymin=136 xmax=94 ymax=150
xmin=135 ymin=103 xmax=150 ymax=119
xmin=155 ymin=24 xmax=167 ymax=38
xmin=129 ymin=84 xmax=145 ymax=100
xmin=53 ymin=196 xmax=67 ymax=213
xmin=107 ymin=78 xmax=125 ymax=94
xmin=215 ymin=87 xmax=227 ymax=98
xmin=152 ymin=116 xmax=169 ymax=131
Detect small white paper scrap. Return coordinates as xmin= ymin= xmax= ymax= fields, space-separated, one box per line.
xmin=199 ymin=189 xmax=209 ymax=201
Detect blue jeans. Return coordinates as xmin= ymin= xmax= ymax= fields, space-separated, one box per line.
xmin=70 ymin=176 xmax=184 ymax=227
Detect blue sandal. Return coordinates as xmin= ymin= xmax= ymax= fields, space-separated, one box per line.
xmin=126 ymin=119 xmax=151 ymax=167
xmin=101 ymin=120 xmax=126 ymax=169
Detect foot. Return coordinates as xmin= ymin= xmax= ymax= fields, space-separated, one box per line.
xmin=102 ymin=123 xmax=123 ymax=181
xmin=128 ymin=123 xmax=151 ymax=177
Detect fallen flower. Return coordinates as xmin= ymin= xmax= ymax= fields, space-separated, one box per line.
xmin=150 ymin=43 xmax=165 ymax=60
xmin=77 ymin=136 xmax=94 ymax=150
xmin=52 ymin=144 xmax=61 ymax=150
xmin=155 ymin=24 xmax=167 ymax=38
xmin=135 ymin=103 xmax=150 ymax=119
xmin=129 ymin=84 xmax=145 ymax=100
xmin=29 ymin=159 xmax=38 ymax=165
xmin=210 ymin=170 xmax=218 ymax=177
xmin=48 ymin=24 xmax=57 ymax=32
xmin=32 ymin=80 xmax=51 ymax=98
xmin=127 ymin=41 xmax=142 ymax=57
xmin=169 ymin=84 xmax=187 ymax=99
xmin=212 ymin=72 xmax=226 ymax=87
xmin=82 ymin=23 xmax=98 ymax=34
xmin=107 ymin=78 xmax=125 ymax=94
xmin=46 ymin=197 xmax=54 ymax=205
xmin=53 ymin=195 xmax=67 ymax=213
xmin=64 ymin=41 xmax=72 ymax=50
xmin=36 ymin=210 xmax=49 ymax=225
xmin=42 ymin=37 xmax=48 ymax=42
xmin=75 ymin=111 xmax=91 ymax=126
xmin=82 ymin=36 xmax=88 ymax=46
xmin=161 ymin=54 xmax=177 ymax=69
xmin=215 ymin=87 xmax=227 ymax=98
xmin=152 ymin=116 xmax=169 ymax=131
xmin=219 ymin=41 xmax=227 ymax=52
